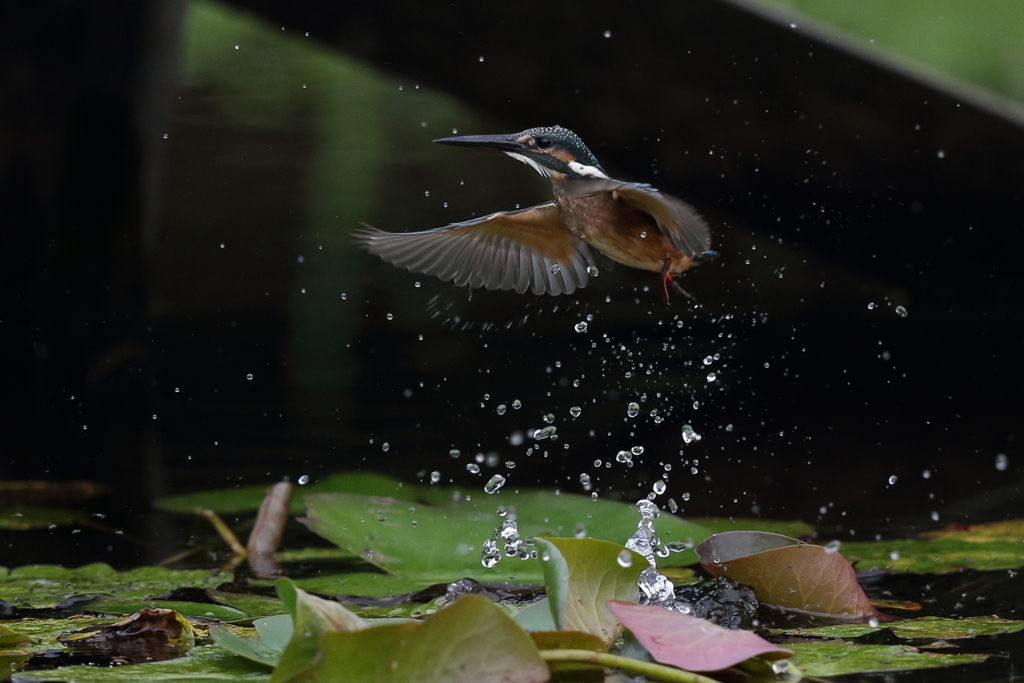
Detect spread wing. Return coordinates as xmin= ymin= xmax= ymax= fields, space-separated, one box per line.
xmin=353 ymin=202 xmax=596 ymax=296
xmin=565 ymin=179 xmax=711 ymax=258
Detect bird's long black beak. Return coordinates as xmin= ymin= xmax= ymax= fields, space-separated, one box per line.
xmin=433 ymin=133 xmax=528 ymax=153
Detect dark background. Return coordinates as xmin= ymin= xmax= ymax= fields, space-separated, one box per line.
xmin=3 ymin=0 xmax=1023 ymax=566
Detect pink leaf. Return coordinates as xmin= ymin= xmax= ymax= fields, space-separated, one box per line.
xmin=606 ymin=600 xmax=792 ymax=672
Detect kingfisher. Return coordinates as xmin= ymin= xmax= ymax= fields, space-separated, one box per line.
xmin=354 ymin=126 xmax=712 ymax=301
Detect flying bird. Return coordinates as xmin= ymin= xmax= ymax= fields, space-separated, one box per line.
xmin=354 ymin=126 xmax=713 ymax=301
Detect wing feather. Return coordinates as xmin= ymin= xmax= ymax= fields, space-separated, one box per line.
xmin=564 ymin=179 xmax=711 ymax=257
xmin=354 ymin=202 xmax=595 ymax=296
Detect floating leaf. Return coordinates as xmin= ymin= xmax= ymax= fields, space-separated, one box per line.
xmin=270 ymin=578 xmax=365 ymax=682
xmin=56 ymin=609 xmax=194 ymax=663
xmin=300 ymin=595 xmax=547 ymax=683
xmin=0 ymin=623 xmax=33 ymax=647
xmin=0 ymin=507 xmax=92 ymax=531
xmin=788 ymin=641 xmax=986 ymax=676
xmin=778 ymin=615 xmax=1024 ymax=640
xmin=211 ymin=614 xmax=291 ymax=667
xmin=534 ymin=537 xmax=645 ymax=647
xmin=697 ymin=531 xmax=892 ymax=624
xmin=607 ymin=600 xmax=791 ymax=672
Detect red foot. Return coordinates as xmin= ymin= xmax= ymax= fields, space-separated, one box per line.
xmin=660 ymin=259 xmax=691 ymax=302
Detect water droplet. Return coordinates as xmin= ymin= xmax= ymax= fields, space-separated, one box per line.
xmin=574 ymin=321 xmax=588 ymax=333
xmin=386 ymin=313 xmax=393 ymax=320
xmin=922 ymin=469 xmax=932 ymax=479
xmin=627 ymin=402 xmax=640 ymax=418
xmin=512 ymin=399 xmax=522 ymax=409
xmin=896 ymin=305 xmax=908 ymax=317
xmin=586 ymin=265 xmax=599 ymax=276
xmin=639 ymin=231 xmax=647 ymax=238
xmin=162 ymin=133 xmax=168 ymax=139
xmin=930 ymin=510 xmax=940 ymax=521
xmin=450 ymin=449 xmax=461 ymax=458
xmin=681 ymin=425 xmax=700 ymax=443
xmin=824 ymin=539 xmax=841 ymax=553
xmin=616 ymin=549 xmax=633 ymax=567
xmin=867 ymin=302 xmax=876 ymax=310
xmin=996 ymin=453 xmax=1009 ymax=471
xmin=889 ymin=549 xmax=901 ymax=560
xmin=467 ymin=463 xmax=481 ymax=474
xmin=573 ymin=522 xmax=587 ymax=538
xmin=246 ymin=373 xmax=254 ymax=380
xmin=937 ymin=150 xmax=945 ymax=158
xmin=424 ymin=190 xmax=429 ymax=197
xmin=868 ymin=617 xmax=880 ymax=628
xmin=652 ymin=480 xmax=666 ymax=495
xmin=478 ymin=55 xmax=484 ymax=62
xmin=706 ymin=372 xmax=717 ymax=382
xmin=497 ymin=404 xmax=506 ymax=415
xmin=570 ymin=406 xmax=582 ymax=418
xmin=888 ymin=475 xmax=898 ymax=485
xmin=549 ymin=263 xmax=561 ymax=275
xmin=772 ymin=661 xmax=790 ymax=675
xmin=484 ymin=474 xmax=506 ymax=494
xmin=543 ymin=413 xmax=555 ymax=424
xmin=382 ymin=442 xmax=389 ymax=452
xmin=682 ymin=492 xmax=691 ymax=501
xmin=497 ymin=505 xmax=507 ymax=517
xmin=298 ymin=475 xmax=310 ymax=485
xmin=533 ymin=426 xmax=557 ymax=440
xmin=668 ymin=498 xmax=678 ymax=513
xmin=430 ymin=471 xmax=441 ymax=483
xmin=616 ymin=450 xmax=633 ymax=465
xmin=579 ymin=473 xmax=591 ymax=486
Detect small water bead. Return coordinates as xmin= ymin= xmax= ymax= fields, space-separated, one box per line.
xmin=668 ymin=498 xmax=678 ymax=513
xmin=246 ymin=373 xmax=254 ymax=380
xmin=896 ymin=305 xmax=909 ymax=318
xmin=484 ymin=474 xmax=506 ymax=494
xmin=996 ymin=453 xmax=1009 ymax=471
xmin=591 ymin=492 xmax=599 ymax=501
xmin=616 ymin=450 xmax=633 ymax=465
xmin=772 ymin=661 xmax=790 ymax=676
xmin=512 ymin=399 xmax=522 ymax=409
xmin=450 ymin=449 xmax=461 ymax=458
xmin=889 ymin=549 xmax=901 ymax=560
xmin=505 ymin=460 xmax=516 ymax=468
xmin=922 ymin=468 xmax=932 ymax=479
xmin=533 ymin=426 xmax=557 ymax=440
xmin=868 ymin=617 xmax=880 ymax=628
xmin=543 ymin=413 xmax=555 ymax=424
xmin=823 ymin=539 xmax=841 ymax=553
xmin=382 ymin=442 xmax=389 ymax=452
xmin=631 ymin=446 xmax=644 ymax=456
xmin=616 ymin=549 xmax=633 ymax=567
xmin=579 ymin=473 xmax=591 ymax=487
xmin=497 ymin=404 xmax=507 ymax=415
xmin=586 ymin=265 xmax=599 ymax=276
xmin=574 ymin=522 xmax=587 ymax=538
xmin=681 ymin=492 xmax=691 ymax=501
xmin=930 ymin=510 xmax=940 ymax=521
xmin=627 ymin=402 xmax=640 ymax=418
xmin=603 ymin=30 xmax=612 ymax=38
xmin=570 ymin=406 xmax=582 ymax=418
xmin=497 ymin=505 xmax=507 ymax=517
xmin=430 ymin=471 xmax=441 ymax=483
xmin=652 ymin=480 xmax=666 ymax=495
xmin=574 ymin=321 xmax=588 ymax=333
xmin=703 ymin=355 xmax=714 ymax=365
xmin=297 ymin=475 xmax=310 ymax=485
xmin=681 ymin=425 xmax=700 ymax=443
xmin=466 ymin=463 xmax=481 ymax=474
xmin=888 ymin=475 xmax=898 ymax=485
xmin=549 ymin=264 xmax=561 ymax=275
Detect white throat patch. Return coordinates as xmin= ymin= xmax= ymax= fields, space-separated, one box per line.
xmin=504 ymin=152 xmax=552 ymax=177
xmin=568 ymin=161 xmax=609 ymax=179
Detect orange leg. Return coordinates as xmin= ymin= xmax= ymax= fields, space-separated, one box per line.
xmin=660 ymin=258 xmax=691 ymax=302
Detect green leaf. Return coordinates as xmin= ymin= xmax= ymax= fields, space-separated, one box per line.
xmin=788 ymin=641 xmax=986 ymax=676
xmin=513 ymin=597 xmax=557 ymax=631
xmin=154 ymin=472 xmax=419 ymax=514
xmin=0 ymin=507 xmax=92 ymax=530
xmin=300 ymin=594 xmax=548 ymax=683
xmin=270 ymin=578 xmax=366 ymax=682
xmin=8 ymin=644 xmax=271 ymax=681
xmin=777 ymin=615 xmax=1024 ymax=640
xmin=533 ymin=537 xmax=645 ymax=647
xmin=0 ymin=623 xmax=33 ymax=647
xmin=0 ymin=564 xmax=230 ymax=609
xmin=210 ymin=616 xmax=291 ymax=667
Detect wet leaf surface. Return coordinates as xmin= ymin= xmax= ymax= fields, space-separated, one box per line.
xmin=607 ymin=600 xmax=791 ymax=672
xmin=302 ymin=594 xmax=548 ymax=683
xmin=0 ymin=508 xmax=93 ymax=531
xmin=786 ymin=640 xmax=987 ymax=676
xmin=56 ymin=608 xmax=194 ymax=663
xmin=697 ymin=531 xmax=892 ymax=624
xmin=775 ymin=614 xmax=1024 ymax=640
xmin=534 ymin=537 xmax=645 ymax=646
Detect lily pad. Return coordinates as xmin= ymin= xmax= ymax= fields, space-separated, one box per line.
xmin=210 ymin=615 xmax=291 ymax=667
xmin=697 ymin=531 xmax=891 ymax=623
xmin=301 ymin=594 xmax=547 ymax=683
xmin=841 ymin=536 xmax=1024 ymax=573
xmin=0 ymin=507 xmax=93 ymax=531
xmin=788 ymin=641 xmax=986 ymax=676
xmin=777 ymin=615 xmax=1024 ymax=640
xmin=533 ymin=537 xmax=645 ymax=646
xmin=607 ymin=600 xmax=792 ymax=672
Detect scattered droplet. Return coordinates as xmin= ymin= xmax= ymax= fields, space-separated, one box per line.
xmin=381 ymin=442 xmax=389 ymax=452
xmin=574 ymin=321 xmax=588 ymax=333
xmin=497 ymin=404 xmax=507 ymax=415
xmin=586 ymin=265 xmax=599 ymax=276
xmin=889 ymin=549 xmax=901 ymax=560
xmin=579 ymin=473 xmax=591 ymax=486
xmin=706 ymin=372 xmax=717 ymax=382
xmin=450 ymin=449 xmax=461 ymax=458
xmin=246 ymin=373 xmax=254 ymax=380
xmin=868 ymin=617 xmax=880 ymax=628
xmin=466 ymin=463 xmax=481 ymax=474
xmin=616 ymin=549 xmax=633 ymax=567
xmin=549 ymin=263 xmax=561 ymax=274
xmin=484 ymin=474 xmax=506 ymax=494
xmin=570 ymin=406 xmax=582 ymax=418
xmin=824 ymin=539 xmax=841 ymax=553
xmin=930 ymin=510 xmax=940 ymax=522
xmin=681 ymin=425 xmax=700 ymax=443
xmin=627 ymin=402 xmax=640 ymax=418
xmin=895 ymin=305 xmax=908 ymax=317
xmin=543 ymin=413 xmax=555 ymax=424
xmin=631 ymin=446 xmax=644 ymax=456
xmin=996 ymin=453 xmax=1009 ymax=471
xmin=512 ymin=399 xmax=522 ymax=409
xmin=297 ymin=475 xmax=310 ymax=485
xmin=652 ymin=480 xmax=666 ymax=495
xmin=888 ymin=475 xmax=898 ymax=485
xmin=616 ymin=450 xmax=633 ymax=465
xmin=430 ymin=471 xmax=441 ymax=483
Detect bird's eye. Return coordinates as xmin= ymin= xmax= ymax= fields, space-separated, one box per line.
xmin=535 ymin=137 xmax=553 ymax=149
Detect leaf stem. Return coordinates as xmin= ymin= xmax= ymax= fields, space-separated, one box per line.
xmin=539 ymin=649 xmax=721 ymax=683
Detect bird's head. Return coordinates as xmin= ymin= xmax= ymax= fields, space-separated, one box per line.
xmin=435 ymin=126 xmax=607 ymax=180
